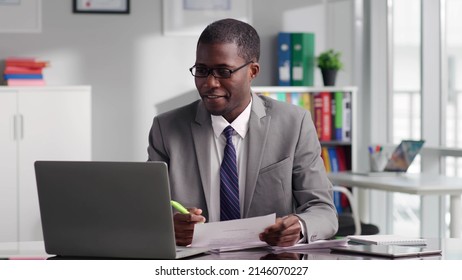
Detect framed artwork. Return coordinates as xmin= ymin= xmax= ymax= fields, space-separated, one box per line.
xmin=163 ymin=0 xmax=252 ymax=36
xmin=0 ymin=0 xmax=22 ymax=4
xmin=73 ymin=0 xmax=130 ymax=14
xmin=0 ymin=0 xmax=41 ymax=33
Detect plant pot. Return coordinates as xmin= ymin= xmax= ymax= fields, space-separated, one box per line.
xmin=321 ymin=69 xmax=337 ymax=86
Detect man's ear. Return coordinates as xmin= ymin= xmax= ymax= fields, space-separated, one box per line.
xmin=249 ymin=62 xmax=260 ymax=80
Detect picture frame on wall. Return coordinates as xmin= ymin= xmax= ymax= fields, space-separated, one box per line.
xmin=0 ymin=0 xmax=41 ymax=33
xmin=163 ymin=0 xmax=252 ymax=36
xmin=73 ymin=0 xmax=130 ymax=14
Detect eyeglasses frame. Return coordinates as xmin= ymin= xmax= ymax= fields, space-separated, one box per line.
xmin=189 ymin=61 xmax=254 ymax=79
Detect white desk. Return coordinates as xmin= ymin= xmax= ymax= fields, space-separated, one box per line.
xmin=2 ymin=240 xmax=462 ymax=259
xmin=327 ymin=172 xmax=462 ymax=238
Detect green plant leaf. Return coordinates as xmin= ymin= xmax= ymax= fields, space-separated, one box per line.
xmin=316 ymin=49 xmax=343 ymax=70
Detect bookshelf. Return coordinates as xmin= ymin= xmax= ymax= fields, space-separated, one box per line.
xmin=252 ymin=86 xmax=358 ymax=213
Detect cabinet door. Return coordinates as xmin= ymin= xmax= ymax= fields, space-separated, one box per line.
xmin=0 ymin=91 xmax=19 ymax=242
xmin=18 ymin=89 xmax=91 ymax=241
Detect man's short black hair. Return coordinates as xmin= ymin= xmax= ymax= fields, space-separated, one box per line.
xmin=198 ymin=18 xmax=260 ymax=62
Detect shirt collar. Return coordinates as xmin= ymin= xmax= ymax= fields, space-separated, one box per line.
xmin=211 ymin=98 xmax=252 ymax=138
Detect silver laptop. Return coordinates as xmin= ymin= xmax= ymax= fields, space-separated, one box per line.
xmin=34 ymin=161 xmax=208 ymax=259
xmin=353 ymin=140 xmax=425 ymax=176
xmin=382 ymin=140 xmax=425 ymax=172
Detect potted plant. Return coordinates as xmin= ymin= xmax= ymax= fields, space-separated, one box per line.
xmin=316 ymin=49 xmax=343 ymax=86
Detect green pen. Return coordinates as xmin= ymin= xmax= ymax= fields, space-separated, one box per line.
xmin=170 ymin=200 xmax=190 ymax=214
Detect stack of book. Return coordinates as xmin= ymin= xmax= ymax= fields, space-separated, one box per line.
xmin=3 ymin=57 xmax=49 ymax=86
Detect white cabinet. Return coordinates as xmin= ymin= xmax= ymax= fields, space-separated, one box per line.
xmin=0 ymin=86 xmax=91 ymax=242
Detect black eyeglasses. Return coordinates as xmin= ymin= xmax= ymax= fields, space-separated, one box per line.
xmin=189 ymin=61 xmax=253 ymax=79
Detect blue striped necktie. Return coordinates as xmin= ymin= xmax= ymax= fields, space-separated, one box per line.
xmin=220 ymin=125 xmax=240 ymax=221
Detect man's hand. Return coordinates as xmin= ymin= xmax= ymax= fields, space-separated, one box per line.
xmin=173 ymin=207 xmax=206 ymax=246
xmin=259 ymin=215 xmax=302 ymax=247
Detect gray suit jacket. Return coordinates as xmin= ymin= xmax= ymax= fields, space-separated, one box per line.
xmin=148 ymin=93 xmax=338 ymax=242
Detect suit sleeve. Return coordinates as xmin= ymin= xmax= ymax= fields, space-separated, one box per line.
xmin=292 ymin=111 xmax=338 ymax=242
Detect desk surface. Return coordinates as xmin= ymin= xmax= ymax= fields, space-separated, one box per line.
xmin=327 ymin=172 xmax=462 ymax=195
xmin=2 ymin=239 xmax=462 ymax=260
xmin=328 ymin=172 xmax=462 ymax=238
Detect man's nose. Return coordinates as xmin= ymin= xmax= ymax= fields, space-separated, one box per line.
xmin=204 ymin=73 xmax=220 ymax=87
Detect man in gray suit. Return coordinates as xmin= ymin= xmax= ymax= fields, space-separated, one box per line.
xmin=148 ymin=18 xmax=338 ymax=247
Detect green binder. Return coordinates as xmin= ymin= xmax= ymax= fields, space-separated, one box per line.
xmin=290 ymin=33 xmax=315 ymax=86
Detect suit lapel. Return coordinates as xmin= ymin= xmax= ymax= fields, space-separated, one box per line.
xmin=243 ymin=93 xmax=270 ymax=217
xmin=191 ymin=102 xmax=213 ymax=214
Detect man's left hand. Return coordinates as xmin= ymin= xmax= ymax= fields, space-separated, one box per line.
xmin=259 ymin=215 xmax=302 ymax=247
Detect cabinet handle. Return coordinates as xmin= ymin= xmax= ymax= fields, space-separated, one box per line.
xmin=13 ymin=115 xmax=18 ymax=140
xmin=19 ymin=114 xmax=24 ymax=140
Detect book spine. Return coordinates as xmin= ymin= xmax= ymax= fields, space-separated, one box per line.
xmin=301 ymin=92 xmax=312 ymax=113
xmin=4 ymin=74 xmax=43 ymax=80
xmin=285 ymin=92 xmax=292 ymax=104
xmin=290 ymin=92 xmax=300 ymax=107
xmin=313 ymin=93 xmax=323 ymax=140
xmin=321 ymin=147 xmax=331 ymax=172
xmin=4 ymin=66 xmax=43 ymax=75
xmin=334 ymin=91 xmax=343 ymax=141
xmin=328 ymin=147 xmax=339 ymax=172
xmin=333 ymin=191 xmax=343 ymax=214
xmin=331 ymin=92 xmax=336 ymax=141
xmin=342 ymin=91 xmax=352 ymax=142
xmin=276 ymin=92 xmax=286 ymax=102
xmin=336 ymin=146 xmax=347 ymax=171
xmin=277 ymin=32 xmax=292 ymax=86
xmin=5 ymin=61 xmax=49 ymax=68
xmin=6 ymin=79 xmax=46 ymax=86
xmin=320 ymin=91 xmax=332 ymax=141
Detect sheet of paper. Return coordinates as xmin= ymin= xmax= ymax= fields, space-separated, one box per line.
xmin=191 ymin=213 xmax=275 ymax=250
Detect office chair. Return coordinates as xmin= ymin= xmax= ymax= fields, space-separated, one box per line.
xmin=333 ymin=186 xmax=380 ymax=236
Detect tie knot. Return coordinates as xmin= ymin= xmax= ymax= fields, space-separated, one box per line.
xmin=223 ymin=126 xmax=234 ymax=140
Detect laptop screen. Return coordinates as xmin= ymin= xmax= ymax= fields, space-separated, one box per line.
xmin=383 ymin=140 xmax=425 ymax=172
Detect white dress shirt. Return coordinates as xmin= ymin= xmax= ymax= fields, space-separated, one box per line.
xmin=208 ymin=99 xmax=252 ymax=222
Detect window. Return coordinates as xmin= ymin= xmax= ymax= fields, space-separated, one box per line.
xmin=445 ymin=0 xmax=462 ymax=176
xmin=443 ymin=0 xmax=462 ymax=236
xmin=391 ymin=0 xmax=421 ymax=237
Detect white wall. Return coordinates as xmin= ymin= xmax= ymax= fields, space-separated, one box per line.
xmin=0 ymin=0 xmax=354 ymax=161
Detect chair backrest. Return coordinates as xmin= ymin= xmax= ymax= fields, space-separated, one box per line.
xmin=333 ymin=186 xmax=361 ymax=235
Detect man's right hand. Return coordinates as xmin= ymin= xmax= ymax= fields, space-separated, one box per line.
xmin=173 ymin=207 xmax=206 ymax=246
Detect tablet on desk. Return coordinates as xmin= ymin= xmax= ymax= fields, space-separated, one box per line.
xmin=331 ymin=244 xmax=442 ymax=259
